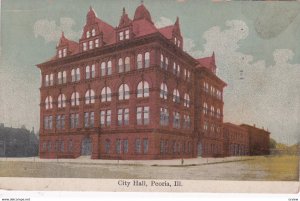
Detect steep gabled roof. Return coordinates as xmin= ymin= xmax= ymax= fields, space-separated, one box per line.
xmin=158 ymin=25 xmax=174 ymax=39
xmin=132 ymin=18 xmax=157 ymax=38
xmin=196 ymin=52 xmax=216 ymax=71
xmin=118 ymin=8 xmax=132 ymax=28
xmin=57 ymin=32 xmax=79 ymax=55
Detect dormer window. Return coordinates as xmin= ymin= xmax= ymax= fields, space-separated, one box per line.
xmin=119 ymin=32 xmax=124 ymax=41
xmin=63 ymin=48 xmax=67 ymax=57
xmin=174 ymin=37 xmax=177 ymax=45
xmin=177 ymin=40 xmax=181 ymax=47
xmin=92 ymin=29 xmax=96 ymax=37
xmin=58 ymin=50 xmax=62 ymax=58
xmin=86 ymin=31 xmax=90 ymax=38
xmin=125 ymin=30 xmax=129 ymax=39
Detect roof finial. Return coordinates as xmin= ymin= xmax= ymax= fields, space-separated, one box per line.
xmin=89 ymin=6 xmax=92 ymax=11
xmin=61 ymin=31 xmax=65 ymax=37
xmin=123 ymin=7 xmax=125 ymax=15
xmin=141 ymin=0 xmax=144 ymax=4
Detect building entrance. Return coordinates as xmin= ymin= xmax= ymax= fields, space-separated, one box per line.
xmin=81 ymin=137 xmax=92 ymax=156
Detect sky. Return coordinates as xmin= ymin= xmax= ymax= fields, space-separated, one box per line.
xmin=0 ymin=0 xmax=299 ymax=145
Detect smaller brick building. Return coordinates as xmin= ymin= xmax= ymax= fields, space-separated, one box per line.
xmin=240 ymin=124 xmax=270 ymax=155
xmin=223 ymin=123 xmax=249 ymax=156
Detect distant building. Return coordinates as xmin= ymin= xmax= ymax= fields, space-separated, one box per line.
xmin=240 ymin=124 xmax=270 ymax=155
xmin=223 ymin=123 xmax=249 ymax=156
xmin=36 ymin=4 xmax=226 ymax=159
xmin=0 ymin=126 xmax=39 ymax=157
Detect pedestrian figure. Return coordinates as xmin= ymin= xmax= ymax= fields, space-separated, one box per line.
xmin=181 ymin=158 xmax=184 ymax=165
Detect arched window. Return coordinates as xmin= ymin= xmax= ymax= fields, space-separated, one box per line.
xmin=184 ymin=93 xmax=190 ymax=108
xmin=160 ymin=83 xmax=168 ymax=100
xmin=118 ymin=84 xmax=130 ymax=100
xmin=71 ymin=92 xmax=80 ymax=106
xmin=100 ymin=62 xmax=106 ymax=76
xmin=101 ymin=87 xmax=112 ymax=102
xmin=107 ymin=60 xmax=112 ymax=75
xmin=137 ymin=54 xmax=142 ymax=69
xmin=145 ymin=52 xmax=150 ymax=68
xmin=45 ymin=96 xmax=53 ymax=110
xmin=125 ymin=57 xmax=130 ymax=72
xmin=85 ymin=89 xmax=95 ymax=104
xmin=173 ymin=89 xmax=180 ymax=103
xmin=92 ymin=28 xmax=96 ymax=37
xmin=203 ymin=102 xmax=208 ymax=115
xmin=137 ymin=81 xmax=149 ymax=98
xmin=118 ymin=58 xmax=124 ymax=73
xmin=58 ymin=94 xmax=66 ymax=108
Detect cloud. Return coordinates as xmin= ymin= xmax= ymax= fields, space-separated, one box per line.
xmin=33 ymin=17 xmax=81 ymax=43
xmin=189 ymin=20 xmax=300 ymax=144
xmin=155 ymin=16 xmax=174 ymax=28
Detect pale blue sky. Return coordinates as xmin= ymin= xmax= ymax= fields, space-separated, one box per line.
xmin=0 ymin=0 xmax=299 ymax=144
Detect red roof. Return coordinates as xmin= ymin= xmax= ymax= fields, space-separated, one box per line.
xmin=158 ymin=25 xmax=174 ymax=39
xmin=57 ymin=32 xmax=79 ymax=56
xmin=196 ymin=52 xmax=216 ymax=72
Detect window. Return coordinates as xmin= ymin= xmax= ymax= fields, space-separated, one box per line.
xmin=173 ymin=111 xmax=180 ymax=129
xmin=118 ymin=108 xmax=129 ymax=126
xmin=173 ymin=62 xmax=180 ymax=76
xmin=204 ymin=82 xmax=209 ymax=92
xmin=160 ymin=140 xmax=164 ymax=154
xmin=118 ymin=84 xmax=130 ymax=100
xmin=45 ymin=75 xmax=49 ymax=86
xmin=57 ymin=94 xmax=66 ymax=108
xmin=183 ymin=114 xmax=191 ymax=129
xmin=89 ymin=40 xmax=93 ymax=49
xmin=45 ymin=96 xmax=53 ymax=110
xmin=119 ymin=32 xmax=124 ymax=41
xmin=101 ymin=87 xmax=112 ymax=102
xmin=116 ymin=139 xmax=121 ymax=154
xmin=165 ymin=57 xmax=168 ymax=70
xmin=58 ymin=72 xmax=62 ymax=84
xmin=160 ymin=54 xmax=164 ymax=68
xmin=137 ymin=81 xmax=149 ymax=98
xmin=83 ymin=42 xmax=87 ymax=51
xmin=160 ymin=107 xmax=169 ymax=126
xmin=68 ymin=139 xmax=73 ymax=152
xmin=95 ymin=39 xmax=99 ymax=48
xmin=125 ymin=30 xmax=129 ymax=39
xmin=71 ymin=92 xmax=80 ymax=106
xmin=184 ymin=93 xmax=190 ymax=108
xmin=107 ymin=61 xmax=112 ymax=75
xmin=49 ymin=74 xmax=54 ymax=86
xmin=118 ymin=58 xmax=124 ymax=73
xmin=58 ymin=50 xmax=62 ymax=58
xmin=71 ymin=68 xmax=80 ymax=82
xmin=177 ymin=40 xmax=181 ymax=47
xmin=56 ymin=115 xmax=65 ymax=129
xmin=123 ymin=139 xmax=128 ymax=153
xmin=70 ymin=113 xmax=79 ymax=129
xmin=136 ymin=106 xmax=150 ymax=125
xmin=85 ymin=89 xmax=95 ymax=104
xmin=217 ymin=108 xmax=221 ymax=119
xmin=86 ymin=31 xmax=90 ymax=38
xmin=145 ymin=52 xmax=150 ymax=68
xmin=100 ymin=110 xmax=111 ymax=127
xmin=63 ymin=48 xmax=67 ymax=57
xmin=160 ymin=54 xmax=168 ymax=70
xmin=143 ymin=139 xmax=148 ymax=154
xmin=44 ymin=116 xmax=53 ymax=129
xmin=137 ymin=54 xmax=142 ymax=69
xmin=84 ymin=112 xmax=94 ymax=128
xmin=203 ymin=102 xmax=208 ymax=115
xmin=173 ymin=89 xmax=180 ymax=103
xmin=135 ymin=138 xmax=141 ymax=153
xmin=85 ymin=65 xmax=95 ymax=79
xmin=105 ymin=139 xmax=110 ymax=154
xmin=100 ymin=62 xmax=106 ymax=76
xmin=160 ymin=83 xmax=168 ymax=99
xmin=92 ymin=29 xmax=96 ymax=37
xmin=211 ymin=106 xmax=215 ymax=117
xmin=125 ymin=57 xmax=130 ymax=72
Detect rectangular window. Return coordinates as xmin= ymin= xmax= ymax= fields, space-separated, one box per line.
xmin=91 ymin=64 xmax=95 ymax=78
xmin=143 ymin=139 xmax=148 ymax=154
xmin=56 ymin=115 xmax=61 ymax=129
xmin=116 ymin=139 xmax=121 ymax=154
xmin=90 ymin=112 xmax=94 ymax=128
xmin=123 ymin=139 xmax=128 ymax=153
xmin=135 ymin=138 xmax=141 ymax=153
xmin=160 ymin=108 xmax=169 ymax=126
xmin=49 ymin=74 xmax=54 ymax=86
xmin=58 ymin=50 xmax=62 ymax=58
xmin=84 ymin=112 xmax=89 ymax=128
xmin=62 ymin=71 xmax=67 ymax=83
xmin=118 ymin=109 xmax=123 ymax=126
xmin=100 ymin=111 xmax=105 ymax=127
xmin=89 ymin=40 xmax=93 ymax=49
xmin=95 ymin=39 xmax=99 ymax=48
xmin=136 ymin=107 xmax=142 ymax=125
xmin=173 ymin=112 xmax=180 ymax=129
xmin=125 ymin=30 xmax=129 ymax=39
xmin=83 ymin=42 xmax=87 ymax=51
xmin=137 ymin=106 xmax=150 ymax=125
xmin=85 ymin=66 xmax=90 ymax=79
xmin=63 ymin=48 xmax=67 ymax=57
xmin=119 ymin=32 xmax=124 ymax=41
xmin=107 ymin=61 xmax=112 ymax=75
xmin=124 ymin=108 xmax=129 ymax=125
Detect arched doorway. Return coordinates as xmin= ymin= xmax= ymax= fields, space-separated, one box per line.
xmin=81 ymin=137 xmax=92 ymax=156
xmin=197 ymin=142 xmax=202 ymax=156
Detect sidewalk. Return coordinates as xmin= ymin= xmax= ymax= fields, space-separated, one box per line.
xmin=0 ymin=156 xmax=252 ymax=166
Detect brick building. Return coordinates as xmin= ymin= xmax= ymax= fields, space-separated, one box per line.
xmin=240 ymin=124 xmax=270 ymax=155
xmin=37 ymin=4 xmax=227 ymax=159
xmin=223 ymin=123 xmax=249 ymax=156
